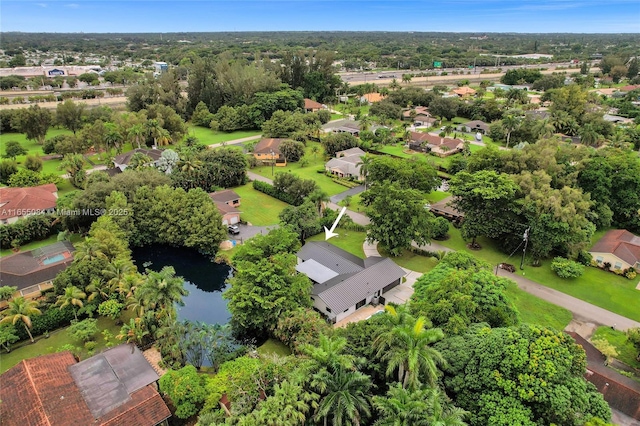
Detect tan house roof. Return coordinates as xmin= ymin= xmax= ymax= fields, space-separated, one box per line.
xmin=590 ymin=229 xmax=640 ymax=266
xmin=0 ymin=184 xmax=58 ymax=221
xmin=254 ymin=138 xmax=286 ymax=155
xmin=452 ymin=86 xmax=476 ymax=97
xmin=209 ymin=189 xmax=240 ymax=205
xmin=402 ymin=106 xmax=430 ymax=118
xmin=304 ymin=98 xmax=324 ymax=110
xmin=362 ymin=93 xmax=385 ymax=103
xmin=0 ymin=348 xmax=171 ymax=426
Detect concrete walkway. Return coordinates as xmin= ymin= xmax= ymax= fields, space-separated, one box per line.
xmin=496 ymin=269 xmax=640 ymax=331
xmin=247 ymin=171 xmax=274 ymax=184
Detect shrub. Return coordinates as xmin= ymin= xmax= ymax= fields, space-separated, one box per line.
xmin=14 ymin=306 xmax=75 ymax=341
xmin=24 ymin=154 xmax=43 ymax=172
xmin=431 ymin=217 xmax=450 ymax=240
xmin=551 ymin=257 xmax=585 ymax=278
xmin=0 ymin=159 xmax=18 ymax=184
xmin=97 ymin=299 xmax=124 ymax=320
xmin=67 ymin=318 xmax=98 ymax=343
xmin=159 ymin=365 xmax=207 ymax=419
xmin=577 ymin=250 xmax=593 ymax=266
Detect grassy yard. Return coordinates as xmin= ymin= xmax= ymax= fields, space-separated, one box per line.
xmin=307 ymin=230 xmax=366 ymax=259
xmin=591 ymin=326 xmax=640 ymax=370
xmin=233 ymin=183 xmax=289 ymax=226
xmin=1 ymin=232 xmax=83 ymax=258
xmin=437 ymin=227 xmax=640 ymax=322
xmin=379 ymin=247 xmax=440 ymax=274
xmin=0 ymin=315 xmax=126 ymax=374
xmin=257 ymin=338 xmax=292 ymax=357
xmin=186 ymin=125 xmax=261 ymax=146
xmin=504 ymin=284 xmax=572 ymax=331
xmin=249 ymin=142 xmax=347 ymax=196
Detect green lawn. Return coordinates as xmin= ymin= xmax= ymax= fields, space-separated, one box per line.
xmin=0 ymin=315 xmax=126 ymax=374
xmin=1 ymin=233 xmax=82 ymax=258
xmin=257 ymin=338 xmax=292 ymax=357
xmin=250 ymin=142 xmax=346 ymax=196
xmin=307 ymin=230 xmax=367 ymax=259
xmin=233 ymin=183 xmax=289 ymax=226
xmin=436 ymin=227 xmax=640 ymax=322
xmin=591 ymin=326 xmax=640 ymax=370
xmin=504 ymin=284 xmax=572 ymax=331
xmin=375 ymin=144 xmax=416 ymax=159
xmin=426 ymin=191 xmax=451 ymax=203
xmin=379 ymin=247 xmax=440 ymax=274
xmin=186 ymin=125 xmax=261 ymax=146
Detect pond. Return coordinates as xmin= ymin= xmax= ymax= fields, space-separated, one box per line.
xmin=131 ymin=245 xmax=232 ymax=325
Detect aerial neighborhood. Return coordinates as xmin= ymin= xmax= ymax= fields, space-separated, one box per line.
xmin=1 ymin=29 xmax=640 ymax=426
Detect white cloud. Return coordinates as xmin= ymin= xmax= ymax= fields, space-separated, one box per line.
xmin=65 ymin=3 xmax=79 ymax=8
xmin=35 ymin=3 xmax=47 ymax=7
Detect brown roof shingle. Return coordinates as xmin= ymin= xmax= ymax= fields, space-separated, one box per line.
xmin=254 ymin=138 xmax=286 ymax=155
xmin=0 ymin=350 xmax=171 ymax=426
xmin=590 ymin=229 xmax=640 ymax=266
xmin=209 ymin=189 xmax=240 ymax=204
xmin=0 ymin=184 xmax=58 ymax=221
xmin=0 ymin=241 xmax=75 ymax=290
xmin=304 ymin=98 xmax=324 ymax=110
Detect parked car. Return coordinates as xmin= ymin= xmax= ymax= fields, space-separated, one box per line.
xmin=499 ymin=263 xmax=516 ymax=273
xmin=228 ymin=225 xmax=240 ymax=235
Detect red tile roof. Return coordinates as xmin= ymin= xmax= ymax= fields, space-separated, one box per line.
xmin=409 ymin=132 xmax=464 ymax=150
xmin=0 ymin=184 xmax=58 ymax=221
xmin=0 ymin=351 xmax=171 ymax=426
xmin=254 ymin=138 xmax=286 ymax=155
xmin=590 ymin=229 xmax=640 ymax=266
xmin=452 ymin=86 xmax=476 ymax=96
xmin=304 ymin=98 xmax=324 ymax=110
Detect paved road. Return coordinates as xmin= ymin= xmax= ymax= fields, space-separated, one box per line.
xmin=496 ymin=269 xmax=640 ymax=331
xmin=208 ymin=135 xmax=261 ymax=149
xmin=329 ymin=185 xmax=365 ymax=203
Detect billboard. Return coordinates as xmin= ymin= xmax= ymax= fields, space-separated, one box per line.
xmin=48 ymin=69 xmax=65 ymax=76
xmin=433 ymin=61 xmax=442 ymax=68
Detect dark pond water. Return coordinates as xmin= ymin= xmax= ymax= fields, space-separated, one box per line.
xmin=131 ymin=245 xmax=233 ymax=325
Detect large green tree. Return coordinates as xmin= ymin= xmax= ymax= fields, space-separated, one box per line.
xmin=449 ymin=170 xmax=519 ymax=247
xmin=362 ymin=181 xmax=435 ymax=256
xmin=13 ymin=105 xmax=52 ymax=144
xmin=56 ymin=100 xmax=85 ymax=134
xmin=224 ymin=228 xmax=311 ymax=335
xmin=436 ymin=323 xmax=611 ymax=426
xmin=410 ymin=252 xmax=519 ymax=334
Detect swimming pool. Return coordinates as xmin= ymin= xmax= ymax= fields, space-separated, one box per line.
xmin=42 ymin=253 xmax=65 ymax=265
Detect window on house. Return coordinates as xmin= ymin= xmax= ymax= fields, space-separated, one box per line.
xmin=326 ymin=307 xmax=332 ymax=313
xmin=614 ymin=262 xmax=622 ymax=270
xmin=596 ymin=256 xmax=603 ymax=263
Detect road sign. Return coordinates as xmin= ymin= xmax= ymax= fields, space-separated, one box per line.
xmin=433 ymin=61 xmax=442 ymax=68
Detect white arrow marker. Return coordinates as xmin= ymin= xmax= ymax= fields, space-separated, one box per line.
xmin=324 ymin=206 xmax=347 ymax=240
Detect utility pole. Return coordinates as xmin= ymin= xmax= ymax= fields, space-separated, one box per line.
xmin=520 ymin=227 xmax=530 ymax=270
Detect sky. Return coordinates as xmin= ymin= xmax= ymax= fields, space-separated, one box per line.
xmin=1 ymin=0 xmax=639 ymax=33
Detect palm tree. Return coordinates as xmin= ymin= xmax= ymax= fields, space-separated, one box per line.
xmin=102 ymin=259 xmax=135 ymax=293
xmin=307 ymin=189 xmax=330 ymax=216
xmin=579 ymin=123 xmax=601 ymax=147
xmin=375 ymin=311 xmax=446 ymax=391
xmin=501 ymin=110 xmax=522 ymax=149
xmin=311 ymin=145 xmax=320 ymax=160
xmin=137 ymin=266 xmax=188 ymax=319
xmin=443 ymin=124 xmax=455 ymax=137
xmin=116 ymin=317 xmax=149 ymax=345
xmin=0 ymin=297 xmax=41 ymax=343
xmin=423 ymin=387 xmax=468 ymax=426
xmin=145 ymin=118 xmax=162 ymax=147
xmin=312 ymin=367 xmax=372 ymax=426
xmin=156 ymin=128 xmax=171 ymax=146
xmin=128 ymin=123 xmax=145 ymax=149
xmin=402 ymin=74 xmax=412 ymax=85
xmin=356 ymin=154 xmax=374 ymax=190
xmin=56 ymin=285 xmax=86 ymax=320
xmin=372 ymin=384 xmax=433 ymax=426
xmin=86 ymin=278 xmax=110 ymax=303
xmin=74 ymin=238 xmax=107 ymax=263
xmin=118 ymin=273 xmax=143 ymax=299
xmin=303 ymin=335 xmax=357 ymax=373
xmin=389 ymin=79 xmax=401 ymax=91
xmin=533 ymin=118 xmax=555 ymax=139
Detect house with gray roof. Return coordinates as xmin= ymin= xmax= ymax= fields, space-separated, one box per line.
xmin=296 ymin=242 xmax=405 ymax=323
xmin=325 ymin=147 xmax=366 ymax=180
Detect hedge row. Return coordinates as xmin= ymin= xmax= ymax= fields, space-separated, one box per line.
xmin=252 ymin=180 xmax=302 ymax=206
xmin=0 ymin=214 xmax=61 ymax=249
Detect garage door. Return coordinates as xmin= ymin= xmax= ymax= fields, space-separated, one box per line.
xmin=229 ymin=216 xmax=239 ymax=224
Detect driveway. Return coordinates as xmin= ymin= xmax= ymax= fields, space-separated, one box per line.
xmin=227 ymin=223 xmax=276 ymax=243
xmin=330 ymin=185 xmax=366 ymax=203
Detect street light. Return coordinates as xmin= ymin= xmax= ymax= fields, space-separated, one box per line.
xmin=270 ymin=150 xmax=275 ymax=176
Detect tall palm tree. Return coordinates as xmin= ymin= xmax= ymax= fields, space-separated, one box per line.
xmin=312 ymin=367 xmax=372 ymax=426
xmin=423 ymin=387 xmax=468 ymax=426
xmin=0 ymin=297 xmax=41 ymax=343
xmin=579 ymin=123 xmax=601 ymax=147
xmin=102 ymin=259 xmax=135 ymax=293
xmin=303 ymin=335 xmax=357 ymax=373
xmin=145 ymin=118 xmax=162 ymax=147
xmin=156 ymin=128 xmax=171 ymax=146
xmin=74 ymin=238 xmax=107 ymax=263
xmin=375 ymin=312 xmax=446 ymax=391
xmin=356 ymin=154 xmax=374 ymax=190
xmin=501 ymin=110 xmax=522 ymax=149
xmin=372 ymin=384 xmax=433 ymax=426
xmin=116 ymin=317 xmax=149 ymax=345
xmin=389 ymin=79 xmax=401 ymax=91
xmin=138 ymin=266 xmax=188 ymax=319
xmin=128 ymin=123 xmax=145 ymax=149
xmin=86 ymin=278 xmax=110 ymax=303
xmin=56 ymin=285 xmax=86 ymax=320
xmin=307 ymin=189 xmax=330 ymax=216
